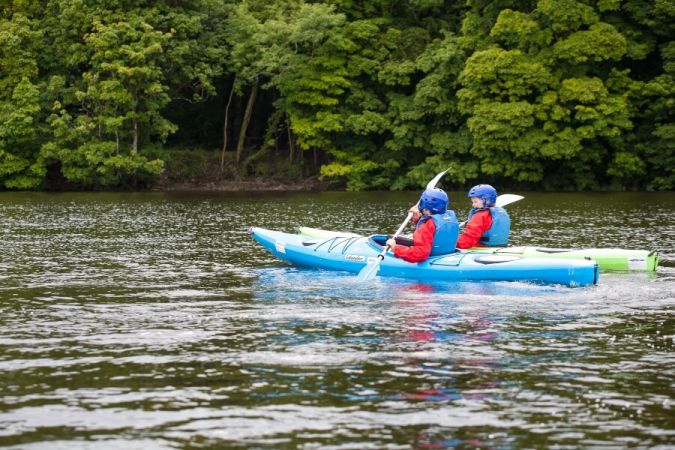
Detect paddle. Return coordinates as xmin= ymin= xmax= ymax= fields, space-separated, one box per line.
xmin=357 ymin=168 xmax=450 ymax=281
xmin=494 ymin=194 xmax=524 ymax=209
xmin=458 ymin=194 xmax=524 ymax=227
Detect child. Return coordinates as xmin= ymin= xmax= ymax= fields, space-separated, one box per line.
xmin=456 ymin=184 xmax=510 ymax=249
xmin=386 ymin=188 xmax=459 ymax=262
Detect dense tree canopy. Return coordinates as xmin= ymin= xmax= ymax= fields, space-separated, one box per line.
xmin=0 ymin=0 xmax=671 ymax=190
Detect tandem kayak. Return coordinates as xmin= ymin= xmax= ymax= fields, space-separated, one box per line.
xmin=297 ymin=226 xmax=658 ymax=272
xmin=250 ymin=227 xmax=599 ymax=287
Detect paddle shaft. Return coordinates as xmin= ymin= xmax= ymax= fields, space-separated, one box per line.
xmin=376 ymin=208 xmax=415 ymax=261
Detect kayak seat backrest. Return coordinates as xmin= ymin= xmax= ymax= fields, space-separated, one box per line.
xmin=370 ymin=234 xmax=442 ymax=249
xmin=394 ymin=236 xmax=414 ymax=247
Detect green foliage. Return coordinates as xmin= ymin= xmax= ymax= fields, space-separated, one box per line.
xmin=83 ymin=17 xmax=176 ymax=145
xmin=606 ymin=150 xmax=646 ymax=179
xmin=43 ymin=14 xmax=173 ymax=187
xmin=0 ymin=0 xmax=670 ymax=191
xmin=50 ymin=140 xmax=164 ymax=186
xmin=491 ymin=10 xmax=550 ymax=51
xmin=537 ymin=0 xmax=598 ymax=33
xmin=11 ymin=0 xmax=222 ymax=189
xmin=628 ymin=68 xmax=675 ymax=189
xmin=553 ymin=23 xmax=626 ymax=63
xmin=0 ymin=14 xmax=45 ymax=189
xmin=153 ymin=0 xmax=230 ymax=102
xmin=321 ymin=156 xmax=399 ymax=190
xmin=456 ymin=0 xmax=642 ymax=189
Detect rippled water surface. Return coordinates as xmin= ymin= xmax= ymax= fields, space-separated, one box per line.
xmin=1 ymin=191 xmax=673 ymax=449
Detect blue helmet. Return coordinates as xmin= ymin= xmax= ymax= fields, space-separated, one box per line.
xmin=419 ymin=188 xmax=448 ymax=214
xmin=467 ymin=184 xmax=497 ymax=206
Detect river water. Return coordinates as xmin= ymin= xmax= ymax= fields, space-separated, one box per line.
xmin=0 ymin=191 xmax=673 ymax=449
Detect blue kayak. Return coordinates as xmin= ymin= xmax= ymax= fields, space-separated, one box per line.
xmin=250 ymin=227 xmax=599 ymax=287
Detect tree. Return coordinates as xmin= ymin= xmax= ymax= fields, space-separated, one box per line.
xmin=222 ymin=0 xmax=268 ymax=168
xmin=615 ymin=0 xmax=675 ymax=190
xmin=225 ymin=1 xmax=353 ymax=173
xmin=317 ymin=1 xmax=469 ymax=190
xmin=458 ymin=0 xmax=633 ymax=189
xmin=43 ymin=16 xmax=171 ymax=186
xmin=0 ymin=13 xmax=45 ymax=189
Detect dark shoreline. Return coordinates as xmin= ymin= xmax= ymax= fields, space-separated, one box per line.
xmin=150 ymin=177 xmax=332 ymax=192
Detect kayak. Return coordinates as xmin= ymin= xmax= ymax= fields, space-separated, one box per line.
xmin=250 ymin=227 xmax=599 ymax=287
xmin=297 ymin=226 xmax=658 ymax=272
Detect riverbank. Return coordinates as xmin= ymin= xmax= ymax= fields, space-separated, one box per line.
xmin=151 ymin=175 xmax=332 ymax=192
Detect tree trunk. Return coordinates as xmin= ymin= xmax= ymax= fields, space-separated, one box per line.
xmin=236 ymin=80 xmax=258 ymax=165
xmin=131 ymin=93 xmax=139 ymax=155
xmin=287 ymin=122 xmax=295 ymax=163
xmin=132 ymin=120 xmax=138 ymax=155
xmin=220 ymin=75 xmax=236 ymax=174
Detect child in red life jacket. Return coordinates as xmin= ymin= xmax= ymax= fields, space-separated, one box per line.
xmin=386 ymin=188 xmax=459 ymax=263
xmin=456 ymin=184 xmax=510 ymax=249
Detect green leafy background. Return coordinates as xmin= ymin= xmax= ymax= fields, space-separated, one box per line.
xmin=0 ymin=0 xmax=672 ymax=190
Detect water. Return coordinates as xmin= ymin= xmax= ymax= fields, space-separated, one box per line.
xmin=0 ymin=191 xmax=673 ymax=449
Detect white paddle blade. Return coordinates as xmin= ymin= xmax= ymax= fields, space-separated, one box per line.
xmin=357 ymin=259 xmax=380 ymax=281
xmin=495 ymin=194 xmax=524 ymax=208
xmin=426 ymin=167 xmax=451 ymax=190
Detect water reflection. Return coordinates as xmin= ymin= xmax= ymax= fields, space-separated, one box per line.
xmin=249 ymin=271 xmax=583 ymax=448
xmin=390 ymin=284 xmax=505 ymax=449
